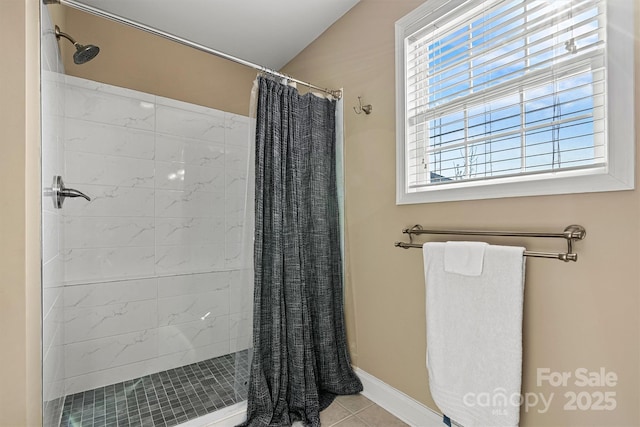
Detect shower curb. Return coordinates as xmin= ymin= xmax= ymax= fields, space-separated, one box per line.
xmin=179 ymin=401 xmax=248 ymax=427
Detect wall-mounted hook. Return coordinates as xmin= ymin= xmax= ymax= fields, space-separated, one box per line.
xmin=353 ymin=96 xmax=372 ymax=115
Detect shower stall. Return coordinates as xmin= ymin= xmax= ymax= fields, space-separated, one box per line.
xmin=41 ymin=4 xmax=254 ymax=426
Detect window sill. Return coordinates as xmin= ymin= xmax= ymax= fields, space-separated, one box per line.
xmin=396 ymin=166 xmax=635 ymax=205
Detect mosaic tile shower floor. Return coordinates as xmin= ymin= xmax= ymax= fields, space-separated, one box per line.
xmin=60 ymin=351 xmax=250 ymax=427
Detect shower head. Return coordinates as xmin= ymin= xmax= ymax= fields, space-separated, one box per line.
xmin=73 ymin=43 xmax=100 ymax=64
xmin=54 ymin=25 xmax=100 ymax=64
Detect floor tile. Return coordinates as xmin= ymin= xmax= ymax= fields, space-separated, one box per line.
xmin=57 ymin=360 xmax=410 ymax=427
xmin=58 ymin=350 xmax=249 ymax=427
xmin=355 ymin=404 xmax=409 ymax=427
xmin=335 ymin=394 xmax=374 ymax=413
xmin=332 ymin=414 xmax=370 ymax=427
xmin=320 ymin=400 xmax=352 ymax=426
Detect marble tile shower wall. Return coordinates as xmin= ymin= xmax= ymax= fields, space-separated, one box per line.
xmin=61 ymin=76 xmax=253 ymax=395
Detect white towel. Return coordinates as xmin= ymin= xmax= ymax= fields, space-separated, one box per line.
xmin=424 ymin=242 xmax=525 ymax=427
xmin=444 ymin=241 xmax=488 ymax=276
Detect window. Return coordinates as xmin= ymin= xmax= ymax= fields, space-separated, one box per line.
xmin=396 ymin=0 xmax=634 ymax=204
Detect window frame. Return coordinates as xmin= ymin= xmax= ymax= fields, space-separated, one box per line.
xmin=395 ymin=0 xmax=635 ymax=205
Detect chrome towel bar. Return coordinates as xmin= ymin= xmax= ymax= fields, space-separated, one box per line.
xmin=394 ymin=225 xmax=586 ymax=262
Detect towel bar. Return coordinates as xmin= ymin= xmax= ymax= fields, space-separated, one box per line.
xmin=394 ymin=225 xmax=586 ymax=262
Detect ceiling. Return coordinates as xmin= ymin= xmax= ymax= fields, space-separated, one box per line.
xmin=73 ymin=0 xmax=360 ymax=70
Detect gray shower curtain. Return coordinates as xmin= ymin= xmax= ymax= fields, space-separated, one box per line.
xmin=241 ymin=77 xmax=362 ymax=427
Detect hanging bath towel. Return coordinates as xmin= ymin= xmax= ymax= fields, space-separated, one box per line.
xmin=424 ymin=242 xmax=525 ymax=427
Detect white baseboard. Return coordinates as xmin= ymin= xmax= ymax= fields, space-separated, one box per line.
xmin=355 ymin=368 xmax=443 ymax=427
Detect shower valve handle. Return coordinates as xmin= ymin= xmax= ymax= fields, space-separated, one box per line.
xmin=46 ymin=175 xmax=91 ymax=209
xmin=60 ymin=188 xmax=91 ymax=201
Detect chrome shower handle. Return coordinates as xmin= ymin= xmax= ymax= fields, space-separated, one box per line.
xmin=60 ymin=187 xmax=91 ymax=201
xmin=46 ymin=175 xmax=91 ymax=209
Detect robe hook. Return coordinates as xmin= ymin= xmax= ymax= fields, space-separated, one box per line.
xmin=354 ymin=96 xmax=372 ymax=115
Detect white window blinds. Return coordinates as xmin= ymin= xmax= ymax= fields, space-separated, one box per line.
xmin=404 ymin=0 xmax=606 ymax=190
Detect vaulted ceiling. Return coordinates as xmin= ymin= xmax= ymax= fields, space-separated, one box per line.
xmin=72 ymin=0 xmax=360 ymax=69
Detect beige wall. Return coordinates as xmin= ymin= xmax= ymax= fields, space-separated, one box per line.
xmin=54 ymin=6 xmax=257 ymax=115
xmin=46 ymin=1 xmax=640 ymax=426
xmin=0 ymin=0 xmax=42 ymax=425
xmin=283 ymin=1 xmax=640 ymax=425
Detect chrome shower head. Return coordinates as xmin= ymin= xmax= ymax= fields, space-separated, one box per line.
xmin=54 ymin=25 xmax=100 ymax=64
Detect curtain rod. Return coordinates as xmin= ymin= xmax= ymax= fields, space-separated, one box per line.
xmin=46 ymin=0 xmax=343 ymax=99
xmin=394 ymin=225 xmax=586 ymax=262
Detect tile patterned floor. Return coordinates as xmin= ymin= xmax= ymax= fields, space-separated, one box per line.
xmin=59 ymin=355 xmax=406 ymax=427
xmin=59 ymin=350 xmax=249 ymax=427
xmin=320 ymin=394 xmax=408 ymax=427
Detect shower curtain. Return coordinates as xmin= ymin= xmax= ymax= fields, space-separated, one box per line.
xmin=241 ymin=76 xmax=362 ymax=427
